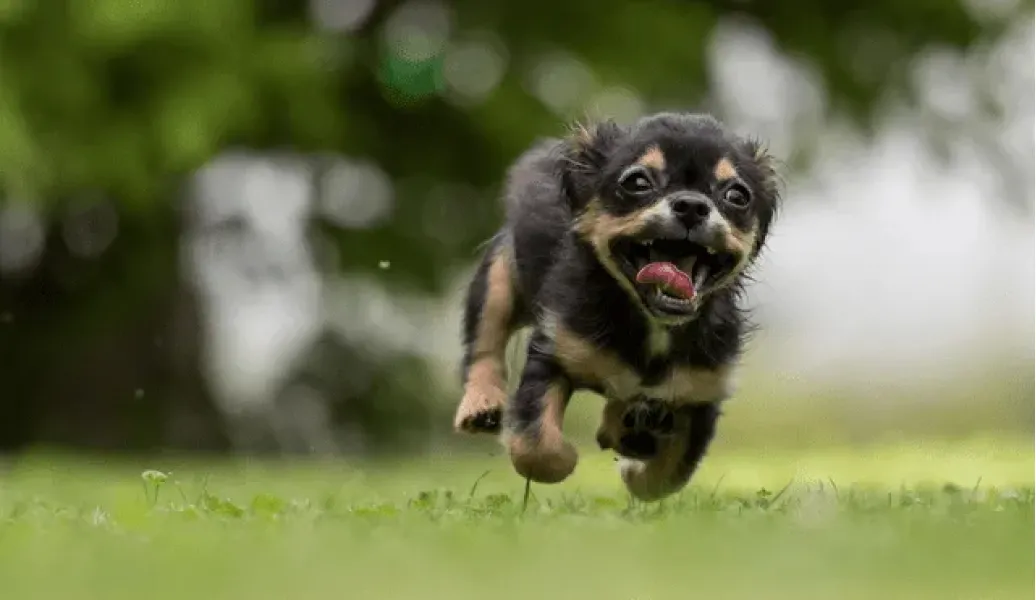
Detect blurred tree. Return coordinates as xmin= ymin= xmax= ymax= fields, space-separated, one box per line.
xmin=0 ymin=0 xmax=1028 ymax=454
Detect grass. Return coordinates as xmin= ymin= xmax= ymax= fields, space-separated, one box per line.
xmin=0 ymin=438 xmax=1032 ymax=600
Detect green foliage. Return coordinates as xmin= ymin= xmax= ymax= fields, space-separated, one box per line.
xmin=0 ymin=0 xmax=1027 ymax=453
xmin=0 ymin=0 xmax=339 ymax=204
xmin=0 ymin=0 xmax=1023 ymax=281
xmin=0 ymin=0 xmax=1025 ymax=286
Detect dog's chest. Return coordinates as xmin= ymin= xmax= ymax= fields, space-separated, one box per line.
xmin=549 ymin=328 xmax=731 ymax=404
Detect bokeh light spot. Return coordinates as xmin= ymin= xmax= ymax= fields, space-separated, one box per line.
xmin=318 ymin=158 xmax=394 ymax=229
xmin=0 ymin=203 xmax=45 ymax=276
xmin=442 ymin=33 xmax=508 ymax=106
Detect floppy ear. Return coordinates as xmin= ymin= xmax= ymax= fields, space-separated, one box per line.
xmin=560 ymin=119 xmax=625 ymax=210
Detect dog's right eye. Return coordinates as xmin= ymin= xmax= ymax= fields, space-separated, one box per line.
xmin=618 ymin=166 xmax=655 ymax=195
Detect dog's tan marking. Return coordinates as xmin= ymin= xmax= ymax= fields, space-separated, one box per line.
xmin=568 ymin=119 xmax=615 ymax=155
xmin=600 ymin=366 xmax=733 ymax=500
xmin=475 ymin=246 xmax=514 ymax=357
xmin=643 ymin=364 xmax=734 ymax=404
xmin=574 ymin=199 xmax=694 ymax=328
xmin=713 ymin=157 xmax=738 ymax=182
xmin=728 ymin=222 xmax=758 ymax=255
xmin=506 ymin=382 xmax=578 ymax=483
xmin=574 ymin=198 xmax=654 ymax=242
xmin=552 ymin=326 xmax=641 ymax=400
xmin=598 ymin=405 xmax=706 ymax=501
xmin=636 ymin=145 xmax=666 ymax=171
xmin=455 ymin=360 xmax=508 ymax=430
xmin=595 ymin=399 xmax=627 ymax=450
xmin=706 ymin=219 xmax=759 ymax=293
xmin=619 ymin=442 xmax=689 ymax=501
xmin=573 ymin=199 xmax=670 ymax=327
xmin=570 ymin=121 xmax=595 ymax=148
xmin=552 ymin=324 xmax=732 ymax=404
xmin=574 ymin=201 xmax=649 ymax=311
xmin=454 ymin=244 xmax=516 ymax=432
xmin=647 ymin=325 xmax=670 ymax=357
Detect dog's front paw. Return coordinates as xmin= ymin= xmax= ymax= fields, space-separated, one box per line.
xmin=619 ymin=457 xmax=680 ymax=502
xmin=614 ymin=399 xmax=675 ymax=459
xmin=507 ymin=432 xmax=578 ymax=484
xmin=453 ymin=384 xmax=507 ymax=434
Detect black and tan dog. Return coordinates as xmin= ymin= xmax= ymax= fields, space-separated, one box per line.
xmin=453 ymin=112 xmax=780 ymax=501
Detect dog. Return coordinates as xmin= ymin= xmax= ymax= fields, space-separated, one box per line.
xmin=452 ymin=112 xmax=781 ymax=501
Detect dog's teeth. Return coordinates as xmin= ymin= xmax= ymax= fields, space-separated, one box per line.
xmin=693 ymin=264 xmax=709 ymax=291
xmin=655 ymin=287 xmax=691 ymax=306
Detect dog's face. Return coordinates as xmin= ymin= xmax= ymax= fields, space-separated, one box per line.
xmin=565 ymin=113 xmax=780 ymax=326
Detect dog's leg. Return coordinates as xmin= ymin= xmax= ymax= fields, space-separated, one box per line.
xmin=618 ymin=403 xmax=720 ymax=501
xmin=595 ymin=398 xmax=627 ymax=451
xmin=504 ymin=330 xmax=578 ymax=484
xmin=454 ymin=234 xmax=520 ymax=434
xmin=596 ymin=397 xmax=675 ymax=459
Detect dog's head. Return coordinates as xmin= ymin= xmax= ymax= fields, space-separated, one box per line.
xmin=563 ymin=112 xmax=780 ymax=326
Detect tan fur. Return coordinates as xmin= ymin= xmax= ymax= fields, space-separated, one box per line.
xmin=454 ymin=360 xmax=509 ymax=431
xmin=569 ymin=120 xmax=601 ymax=151
xmin=573 ymin=199 xmax=699 ymax=328
xmin=572 ymin=199 xmax=661 ymax=324
xmin=710 ymin=220 xmax=759 ymax=292
xmin=619 ymin=443 xmax=689 ymax=501
xmin=597 ymin=403 xmax=706 ymax=501
xmin=506 ymin=382 xmax=578 ymax=483
xmin=552 ymin=325 xmax=733 ymax=404
xmin=732 ymin=222 xmax=759 ymax=253
xmin=646 ymin=364 xmax=734 ymax=404
xmin=552 ymin=326 xmax=641 ymax=400
xmin=594 ymin=399 xmax=628 ymax=450
xmin=573 ymin=199 xmax=653 ymax=241
xmin=713 ymin=157 xmax=738 ymax=182
xmin=636 ymin=145 xmax=666 ymax=171
xmin=647 ymin=325 xmax=671 ymax=357
xmin=721 ymin=220 xmax=758 ymax=256
xmin=454 ymin=245 xmax=516 ymax=432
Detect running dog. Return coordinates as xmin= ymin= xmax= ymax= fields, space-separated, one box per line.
xmin=453 ymin=112 xmax=781 ymax=500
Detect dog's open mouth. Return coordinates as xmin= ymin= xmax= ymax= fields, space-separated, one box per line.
xmin=615 ymin=238 xmax=738 ymax=316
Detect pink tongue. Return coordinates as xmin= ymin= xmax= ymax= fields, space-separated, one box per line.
xmin=635 ymin=262 xmax=695 ymax=300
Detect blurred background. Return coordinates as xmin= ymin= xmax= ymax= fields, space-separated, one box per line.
xmin=0 ymin=0 xmax=1031 ymax=459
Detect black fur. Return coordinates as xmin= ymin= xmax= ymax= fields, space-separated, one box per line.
xmin=509 ymin=330 xmax=569 ymax=438
xmin=456 ymin=112 xmax=780 ymax=500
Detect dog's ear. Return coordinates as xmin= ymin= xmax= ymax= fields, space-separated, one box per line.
xmin=740 ymin=137 xmax=781 ymax=202
xmin=560 ymin=119 xmax=625 ymax=209
xmin=738 ymin=136 xmax=783 ymax=254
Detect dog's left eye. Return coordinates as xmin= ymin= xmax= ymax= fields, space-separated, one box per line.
xmin=723 ymin=184 xmax=751 ymax=208
xmin=618 ymin=167 xmax=655 ymax=195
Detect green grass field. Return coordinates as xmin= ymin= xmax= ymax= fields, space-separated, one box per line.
xmin=0 ymin=438 xmax=1032 ymax=600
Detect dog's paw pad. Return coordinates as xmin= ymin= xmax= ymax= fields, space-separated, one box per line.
xmin=621 ymin=400 xmax=676 ymax=433
xmin=646 ymin=407 xmax=675 ymax=434
xmin=454 ymin=386 xmax=507 ymax=434
xmin=617 ymin=431 xmax=658 ymax=459
xmin=614 ymin=400 xmax=677 ymax=459
xmin=458 ymin=407 xmax=502 ymax=433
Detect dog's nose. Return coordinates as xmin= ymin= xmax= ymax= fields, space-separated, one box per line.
xmin=669 ymin=194 xmax=712 ymax=227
